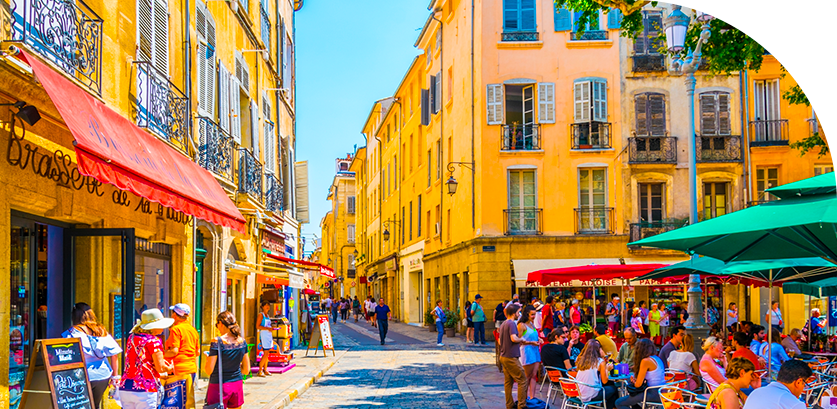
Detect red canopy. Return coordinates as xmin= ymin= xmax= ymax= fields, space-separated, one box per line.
xmin=263 ymin=251 xmax=334 ymax=278
xmin=22 ymin=51 xmax=246 ymax=232
xmin=658 ymin=275 xmax=773 ymax=287
xmin=527 ymin=264 xmax=670 ymax=286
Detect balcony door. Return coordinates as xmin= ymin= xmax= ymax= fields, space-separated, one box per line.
xmin=508 ymin=169 xmax=537 ymax=233
xmin=753 ymin=79 xmax=781 ymax=141
xmin=755 ymin=168 xmax=778 ymax=203
xmin=638 ymin=183 xmax=664 ymax=223
xmin=578 ymin=168 xmax=607 ymax=231
xmin=504 ymin=85 xmax=536 ymax=149
xmin=703 ymin=182 xmax=728 ymax=220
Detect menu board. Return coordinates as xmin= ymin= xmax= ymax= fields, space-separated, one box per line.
xmin=305 ymin=314 xmax=335 ymax=357
xmin=21 ymin=338 xmax=94 ymax=409
xmin=51 ymin=368 xmax=92 ymax=409
xmin=45 ymin=343 xmax=84 ymax=367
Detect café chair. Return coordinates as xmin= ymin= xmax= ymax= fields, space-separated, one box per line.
xmin=659 ymin=386 xmax=707 ymax=409
xmin=558 ymin=377 xmax=606 ymax=409
xmin=542 ymin=366 xmax=572 ymax=406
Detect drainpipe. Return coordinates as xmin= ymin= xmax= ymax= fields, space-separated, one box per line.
xmin=430 ymin=8 xmax=444 ymax=244
xmin=470 ymin=0 xmax=475 ymax=231
xmin=742 ymin=69 xmax=753 ymax=204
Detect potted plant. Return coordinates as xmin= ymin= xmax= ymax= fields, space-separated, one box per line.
xmin=444 ymin=309 xmax=460 ymax=338
xmin=579 ymin=323 xmax=594 ymax=342
xmin=425 ymin=309 xmax=436 ymax=332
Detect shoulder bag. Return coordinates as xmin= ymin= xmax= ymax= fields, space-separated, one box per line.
xmin=203 ymin=337 xmax=224 ymax=409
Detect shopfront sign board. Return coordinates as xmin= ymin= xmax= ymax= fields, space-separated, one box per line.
xmin=21 ymin=338 xmax=94 ymax=409
xmin=111 ymin=294 xmax=123 ymax=340
xmin=829 ymin=296 xmax=837 ymax=327
xmin=133 ymin=273 xmax=144 ymax=301
xmin=305 ymin=314 xmax=334 ymax=357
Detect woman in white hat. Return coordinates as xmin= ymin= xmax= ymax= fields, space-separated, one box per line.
xmin=118 ymin=308 xmax=174 ymax=409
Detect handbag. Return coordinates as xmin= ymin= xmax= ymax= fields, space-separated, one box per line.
xmin=626 ymin=379 xmax=648 ymax=396
xmin=203 ymin=337 xmax=224 ymax=409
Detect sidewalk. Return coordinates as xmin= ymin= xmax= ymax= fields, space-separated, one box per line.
xmin=457 ymin=364 xmax=552 ymax=409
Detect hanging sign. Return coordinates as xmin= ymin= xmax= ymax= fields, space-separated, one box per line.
xmin=133 ymin=273 xmax=144 ymax=301
xmin=305 ymin=314 xmax=335 ymax=357
xmin=319 ymin=265 xmax=335 ymax=279
xmin=829 ymin=296 xmax=837 ymax=327
xmin=21 ymin=338 xmax=94 ymax=409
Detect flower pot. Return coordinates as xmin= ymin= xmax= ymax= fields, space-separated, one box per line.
xmin=430 ymin=324 xmax=437 ymax=332
xmin=446 ymin=327 xmax=456 ymax=338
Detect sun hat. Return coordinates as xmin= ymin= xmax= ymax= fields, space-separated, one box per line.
xmin=169 ymin=303 xmax=191 ymax=316
xmin=534 ymin=301 xmax=544 ymax=311
xmin=133 ymin=308 xmax=175 ymax=332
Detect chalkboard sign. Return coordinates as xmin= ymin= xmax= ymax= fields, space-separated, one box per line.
xmin=45 ymin=342 xmax=83 ymax=367
xmin=51 ymin=368 xmax=92 ymax=409
xmin=21 ymin=338 xmax=94 ymax=409
xmin=111 ymin=294 xmax=124 ymax=340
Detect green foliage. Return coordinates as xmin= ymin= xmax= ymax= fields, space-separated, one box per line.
xmin=579 ymin=323 xmax=593 ymax=333
xmin=783 ymin=84 xmax=810 ymax=107
xmin=790 ymin=133 xmax=830 ymax=158
xmin=444 ymin=308 xmax=461 ymax=329
xmin=424 ymin=309 xmax=435 ymax=326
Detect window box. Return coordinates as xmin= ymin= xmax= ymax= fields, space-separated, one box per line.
xmin=501 ymin=31 xmax=539 ymax=42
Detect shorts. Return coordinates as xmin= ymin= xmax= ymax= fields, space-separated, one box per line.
xmin=206 ymin=380 xmax=244 ymax=408
xmin=467 ymin=319 xmax=474 ymax=328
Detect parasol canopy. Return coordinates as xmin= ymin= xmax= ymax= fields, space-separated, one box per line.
xmin=765 ymin=172 xmax=836 ymax=199
xmin=527 ymin=264 xmax=669 ymax=286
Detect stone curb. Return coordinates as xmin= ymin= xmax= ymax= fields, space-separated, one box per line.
xmin=260 ymin=349 xmax=348 ymax=409
xmin=455 ymin=364 xmax=493 ymax=409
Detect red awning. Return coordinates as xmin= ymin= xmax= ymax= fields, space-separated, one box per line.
xmin=22 ymin=51 xmax=245 ymax=232
xmin=263 ymin=251 xmax=334 ymax=278
xmin=303 ymin=289 xmax=318 ymax=295
xmin=658 ymin=275 xmax=770 ymax=287
xmin=527 ymin=264 xmax=669 ymax=286
xmin=256 ymin=274 xmax=289 ymax=286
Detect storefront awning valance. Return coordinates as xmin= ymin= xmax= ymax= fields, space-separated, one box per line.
xmin=526 ymin=263 xmax=670 ymax=287
xmin=263 ymin=250 xmax=334 ymax=278
xmin=22 ymin=51 xmax=246 ymax=232
xmin=257 ymin=273 xmax=289 ymax=286
xmin=513 ymin=258 xmax=685 ymax=287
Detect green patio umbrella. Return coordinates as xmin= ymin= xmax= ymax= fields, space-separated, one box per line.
xmin=782 ymin=276 xmax=837 ymax=298
xmin=766 ymin=172 xmax=836 ymax=199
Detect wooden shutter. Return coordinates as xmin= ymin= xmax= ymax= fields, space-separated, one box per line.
xmin=435 ymin=71 xmax=442 ymax=113
xmin=607 ymin=9 xmax=622 ymax=29
xmin=250 ymin=100 xmax=260 ymax=160
xmin=138 ymin=0 xmax=153 ymax=62
xmin=263 ymin=94 xmax=274 ymax=172
xmin=648 ymin=94 xmax=666 ymax=136
xmin=574 ymin=81 xmax=590 ymax=122
xmin=205 ymin=14 xmax=216 ymax=116
xmin=294 ymin=161 xmax=309 ymax=223
xmin=700 ymin=93 xmax=718 ymax=136
xmin=196 ymin=43 xmax=207 ymax=114
xmin=646 ymin=12 xmax=663 ymax=54
xmin=718 ymin=93 xmax=731 ymax=135
xmin=429 ymin=74 xmax=437 ymax=114
xmin=503 ymin=0 xmax=519 ymax=31
xmin=592 ymin=80 xmax=607 ymax=122
xmin=634 ymin=94 xmax=648 ymax=136
xmin=421 ymin=88 xmax=430 ymax=126
xmin=278 ymin=17 xmax=285 ymax=84
xmin=554 ymin=7 xmax=571 ymax=31
xmin=153 ymin=0 xmax=169 ymax=73
xmin=486 ymin=84 xmax=503 ymax=125
xmin=218 ymin=63 xmax=231 ymax=132
xmin=236 ymin=52 xmax=250 ymax=94
xmin=520 ymin=0 xmax=536 ymax=31
xmin=230 ymin=76 xmax=241 ymax=144
xmin=537 ymin=82 xmax=554 ymax=124
xmin=347 ymin=196 xmax=356 ymax=214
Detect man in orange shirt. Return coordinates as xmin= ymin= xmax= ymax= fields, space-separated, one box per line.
xmin=165 ymin=304 xmax=200 ymax=409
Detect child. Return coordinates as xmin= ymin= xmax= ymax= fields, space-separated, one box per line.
xmin=631 ymin=308 xmax=645 ymax=336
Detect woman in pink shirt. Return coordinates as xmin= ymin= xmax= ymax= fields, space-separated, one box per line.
xmin=570 ymin=299 xmax=582 ymax=325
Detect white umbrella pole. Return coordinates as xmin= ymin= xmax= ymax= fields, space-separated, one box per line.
xmin=768 ymin=269 xmax=773 ymax=381
xmin=808 ymin=295 xmax=812 ymax=352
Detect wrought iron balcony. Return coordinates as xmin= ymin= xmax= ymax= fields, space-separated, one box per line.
xmin=696 ymin=134 xmax=743 ymax=162
xmin=501 ymin=31 xmax=539 ymax=42
xmin=12 ymin=0 xmax=103 ymax=95
xmin=260 ymin=5 xmax=271 ymax=49
xmin=628 ymin=136 xmax=677 ymax=163
xmin=501 ymin=124 xmax=541 ymax=151
xmin=571 ymin=30 xmax=609 ymax=41
xmin=628 ymin=220 xmax=687 ymax=248
xmin=197 ymin=117 xmax=236 ymax=184
xmin=134 ymin=61 xmax=189 ymax=154
xmin=265 ymin=172 xmax=283 ymax=213
xmin=504 ymin=208 xmax=543 ymax=235
xmin=574 ymin=207 xmax=614 ymax=234
xmin=571 ymin=122 xmax=611 ymax=149
xmin=749 ymin=119 xmax=789 ymax=146
xmin=808 ymin=27 xmax=837 ymax=53
xmin=631 ymin=54 xmax=666 ymax=72
xmin=238 ymin=147 xmax=263 ymax=202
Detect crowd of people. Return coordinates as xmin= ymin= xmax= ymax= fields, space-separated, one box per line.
xmin=321 ymin=294 xmax=393 ymax=344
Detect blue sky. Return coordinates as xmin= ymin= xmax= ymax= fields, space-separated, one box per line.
xmin=295 ymin=0 xmax=429 ymax=254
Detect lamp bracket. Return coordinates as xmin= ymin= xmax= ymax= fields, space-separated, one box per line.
xmin=447 ymin=161 xmax=475 ymax=173
xmin=382 ymin=218 xmax=401 ymax=229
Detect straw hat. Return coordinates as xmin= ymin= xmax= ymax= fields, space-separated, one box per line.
xmin=133 ymin=308 xmax=174 ymax=332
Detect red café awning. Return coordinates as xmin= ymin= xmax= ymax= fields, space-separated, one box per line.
xmin=263 ymin=251 xmax=335 ymax=278
xmin=22 ymin=51 xmax=245 ymax=232
xmin=527 ymin=264 xmax=670 ymax=286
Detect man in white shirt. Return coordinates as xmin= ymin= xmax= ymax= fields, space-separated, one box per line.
xmin=742 ymin=360 xmax=812 ymax=409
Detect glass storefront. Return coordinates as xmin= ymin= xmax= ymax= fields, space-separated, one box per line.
xmin=134 ymin=239 xmax=172 ymax=325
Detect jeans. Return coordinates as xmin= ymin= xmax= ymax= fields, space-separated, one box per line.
xmin=615 ymin=388 xmax=660 ymax=409
xmin=436 ymin=321 xmax=445 ymax=343
xmin=474 ymin=321 xmax=486 ymax=344
xmin=499 ymin=356 xmax=528 ymax=409
xmin=332 ymin=307 xmax=339 ymax=323
xmin=378 ymin=319 xmax=389 ymax=344
xmin=590 ymin=384 xmax=619 ymax=409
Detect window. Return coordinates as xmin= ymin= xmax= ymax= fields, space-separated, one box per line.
xmin=756 ymin=168 xmax=778 ymax=202
xmin=429 ymin=74 xmax=437 ymax=115
xmin=194 ymin=1 xmax=216 ymax=117
xmin=426 ymin=45 xmax=432 ymax=67
xmin=409 ymin=201 xmax=413 ymax=240
xmin=426 ymin=210 xmax=431 ymax=239
xmin=347 ymin=196 xmax=356 ymax=214
xmin=435 ymin=71 xmax=442 ymax=113
xmin=409 ymin=134 xmax=414 ymax=172
xmin=501 ymin=84 xmax=538 ymax=150
xmin=436 ymin=27 xmax=442 ymax=52
xmin=508 ymin=170 xmax=537 ymax=232
xmin=347 ymin=224 xmax=355 ymax=243
xmin=753 ymin=79 xmax=781 ymax=141
xmin=402 ymin=206 xmax=405 ymax=244
xmin=814 ymin=165 xmax=834 ymax=176
xmin=436 ymin=140 xmax=442 ymax=180
xmin=578 ymin=168 xmax=608 ymax=232
xmin=347 ymin=254 xmax=356 ymax=278
xmin=447 ymin=66 xmax=453 ymax=103
xmin=427 ymin=149 xmax=432 ymax=187
xmin=138 ymin=0 xmax=170 ymax=73
xmin=447 ymin=209 xmax=451 ymax=241
xmin=703 ymin=182 xmax=728 ymax=220
xmin=634 ymin=11 xmax=663 ymax=55
xmin=417 ymin=195 xmax=422 ymax=236
xmin=573 ymin=79 xmax=609 ymax=148
xmin=700 ymin=92 xmax=731 ymax=136
xmin=435 ymin=205 xmax=441 ymax=237
xmin=503 ymin=0 xmax=536 ymax=32
xmin=572 ymin=11 xmax=603 ymax=39
xmin=263 ymin=95 xmax=275 ymax=173
xmin=634 ymin=93 xmax=666 ymax=136
xmin=638 ymin=183 xmax=664 ymax=222
xmin=421 ymin=88 xmax=430 ymax=126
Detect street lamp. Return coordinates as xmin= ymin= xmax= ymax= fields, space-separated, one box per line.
xmin=383 ymin=229 xmax=390 ymax=242
xmin=446 ymin=176 xmax=458 ymax=195
xmin=381 ymin=219 xmax=400 ymax=242
xmin=446 ymin=162 xmax=474 ymax=196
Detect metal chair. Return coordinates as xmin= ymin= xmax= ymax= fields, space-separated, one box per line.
xmin=559 ymin=377 xmax=606 ymax=409
xmin=642 ymin=384 xmax=676 ymax=409
xmin=658 ymin=385 xmax=707 ymax=409
xmin=543 ymin=367 xmax=573 ymax=407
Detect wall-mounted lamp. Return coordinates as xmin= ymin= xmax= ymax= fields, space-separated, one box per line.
xmin=446 ymin=162 xmax=474 ymax=195
xmin=1 ymin=101 xmax=41 ymax=126
xmin=382 ymin=219 xmax=401 ymax=242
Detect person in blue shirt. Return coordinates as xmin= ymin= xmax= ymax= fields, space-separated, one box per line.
xmin=742 ymin=360 xmax=812 ymax=409
xmin=471 ymin=294 xmax=487 ymax=346
xmin=759 ymin=331 xmax=790 ymax=375
xmin=373 ymin=298 xmax=392 ymax=345
xmin=809 ymin=308 xmax=827 ymax=335
xmin=432 ymin=300 xmax=446 ymax=347
xmin=749 ymin=325 xmax=766 ymax=355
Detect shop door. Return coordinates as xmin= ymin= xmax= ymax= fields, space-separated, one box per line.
xmin=65 ymin=228 xmax=135 ymax=347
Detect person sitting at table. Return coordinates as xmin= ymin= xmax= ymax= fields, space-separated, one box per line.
xmin=808 ymin=308 xmax=827 ymax=336
xmin=617 ymin=328 xmax=637 ymax=372
xmin=727 ymin=332 xmax=763 ymax=391
xmin=781 ymin=329 xmax=802 ymax=357
xmin=707 ymin=357 xmax=756 ymax=409
xmin=759 ymin=331 xmax=791 ymax=375
xmin=567 ymin=325 xmax=586 ymax=367
xmin=749 ymin=325 xmax=766 ymax=356
xmin=659 ymin=325 xmax=686 ymax=368
xmin=595 ymin=323 xmax=619 ymax=359
xmin=630 ymin=308 xmax=645 ymax=336
xmin=542 ymin=328 xmax=572 ymax=372
xmin=700 ymin=336 xmax=729 ymax=392
xmin=575 ymin=340 xmax=618 ymax=409
xmin=741 ymin=360 xmax=812 ymax=409
xmin=615 ymin=339 xmax=666 ymax=409
xmin=668 ymin=333 xmax=700 ymax=390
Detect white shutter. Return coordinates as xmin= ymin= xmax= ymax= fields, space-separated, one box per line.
xmin=574 ymin=81 xmax=591 ymax=122
xmin=537 ymin=82 xmax=555 ymax=124
xmin=347 ymin=196 xmax=356 ymax=214
xmin=263 ymin=94 xmax=274 ymax=173
xmin=230 ymin=76 xmax=241 ymax=144
xmin=592 ymin=80 xmax=607 ymax=122
xmin=250 ymin=100 xmax=260 ymax=161
xmin=347 ymin=225 xmax=355 ymax=243
xmin=138 ymin=0 xmax=153 ymax=62
xmin=152 ymin=0 xmax=169 ymax=74
xmin=435 ymin=71 xmax=442 ymax=113
xmin=486 ymin=84 xmax=503 ymax=125
xmin=754 ymin=80 xmax=765 ymax=121
xmin=218 ymin=63 xmax=230 ymax=132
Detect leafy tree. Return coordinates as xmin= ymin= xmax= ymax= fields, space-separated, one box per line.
xmin=555 ymin=0 xmax=837 ymax=161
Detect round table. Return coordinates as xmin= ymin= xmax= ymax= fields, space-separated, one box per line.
xmin=610 ymin=374 xmax=632 ymax=397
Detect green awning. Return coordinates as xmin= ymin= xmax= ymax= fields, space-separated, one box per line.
xmin=783 ymin=276 xmax=837 ymax=298
xmin=766 ymin=172 xmax=836 ymax=199
xmin=638 ymin=257 xmax=836 ymax=283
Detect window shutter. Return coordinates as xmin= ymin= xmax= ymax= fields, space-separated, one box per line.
xmin=486 ymin=84 xmax=503 ymax=125
xmin=348 ymin=196 xmax=356 ymax=214
xmin=195 ymin=1 xmax=206 ymax=40
xmin=754 ymin=80 xmax=765 ymax=121
xmin=263 ymin=94 xmax=274 ymax=172
xmin=537 ymin=82 xmax=554 ymax=124
xmin=435 ymin=71 xmax=442 ymax=113
xmin=429 ymin=74 xmax=437 ymax=114
xmin=230 ymin=76 xmax=241 ymax=144
xmin=421 ymin=88 xmax=430 ymax=126
xmin=520 ymin=0 xmax=536 ymax=31
xmin=436 ymin=28 xmax=442 ymax=51
xmin=700 ymin=93 xmax=717 ymax=136
xmin=649 ymin=94 xmax=666 ymax=136
xmin=196 ymin=43 xmax=207 ymax=114
xmin=218 ymin=63 xmax=230 ymax=132
xmin=646 ymin=13 xmax=663 ymax=54
xmin=573 ymin=11 xmax=582 ymax=32
xmin=718 ymin=93 xmax=731 ymax=135
xmin=503 ymin=0 xmax=520 ymax=31
xmin=634 ymin=94 xmax=648 ymax=136
xmin=573 ymin=81 xmax=590 ymax=122
xmin=153 ymin=0 xmax=169 ymax=73
xmin=278 ymin=18 xmax=284 ymax=84
xmin=205 ymin=48 xmax=216 ymax=118
xmin=607 ymin=9 xmax=622 ymax=29
xmin=250 ymin=100 xmax=260 ymax=160
xmin=138 ymin=0 xmax=153 ymax=62
xmin=634 ymin=12 xmax=648 ymax=54
xmin=592 ymin=80 xmax=607 ymax=122
xmin=554 ymin=7 xmax=571 ymax=31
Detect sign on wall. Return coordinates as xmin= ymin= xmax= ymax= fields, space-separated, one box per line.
xmin=829 ymin=296 xmax=837 ymax=327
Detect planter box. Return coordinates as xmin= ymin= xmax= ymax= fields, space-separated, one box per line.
xmin=446 ymin=327 xmax=456 ymax=338
xmin=430 ymin=324 xmax=437 ymax=332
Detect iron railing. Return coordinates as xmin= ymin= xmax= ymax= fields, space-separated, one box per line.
xmin=265 ymin=172 xmax=283 ymax=213
xmin=571 ymin=122 xmax=611 ymax=149
xmin=134 ymin=61 xmax=189 ymax=154
xmin=628 ymin=136 xmax=677 ymax=163
xmin=12 ymin=0 xmax=103 ymax=95
xmin=571 ymin=30 xmax=608 ymax=41
xmin=501 ymin=31 xmax=539 ymax=42
xmin=631 ymin=54 xmax=666 ymax=72
xmin=574 ymin=207 xmax=614 ymax=234
xmin=501 ymin=124 xmax=541 ymax=151
xmin=628 ymin=220 xmax=687 ymax=247
xmin=808 ymin=27 xmax=837 ymax=53
xmin=260 ymin=5 xmax=271 ymax=49
xmin=238 ymin=147 xmax=263 ymax=202
xmin=696 ymin=134 xmax=743 ymax=162
xmin=504 ymin=208 xmax=543 ymax=235
xmin=749 ymin=119 xmax=789 ymax=146
xmin=197 ymin=117 xmax=236 ymax=184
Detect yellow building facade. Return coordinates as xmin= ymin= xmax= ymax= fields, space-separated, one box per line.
xmin=319 ymin=154 xmax=358 ymax=299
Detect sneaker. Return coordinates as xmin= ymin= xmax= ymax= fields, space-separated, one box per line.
xmin=437 ymin=343 xmax=444 ymax=347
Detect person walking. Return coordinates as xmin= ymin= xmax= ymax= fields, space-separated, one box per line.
xmin=323 ymin=296 xmax=333 ymax=321
xmin=164 ymin=304 xmax=200 ymax=408
xmin=471 ymin=294 xmax=487 ymax=346
xmin=727 ymin=303 xmax=739 ymax=333
xmin=464 ymin=300 xmax=474 ymax=343
xmin=648 ymin=303 xmax=661 ymax=345
xmin=365 ymin=296 xmax=377 ymax=328
xmin=432 ymin=300 xmax=446 ymax=346
xmin=605 ymin=294 xmax=621 ymax=334
xmin=62 ymin=303 xmax=122 ymax=409
xmin=352 ymin=296 xmax=361 ymax=322
xmin=569 ymin=299 xmax=582 ymax=326
xmin=331 ymin=297 xmax=339 ymax=324
xmin=373 ymin=298 xmax=392 ymax=345
xmin=498 ymin=303 xmax=532 ymax=409
xmin=119 ymin=308 xmax=175 ymax=409
xmin=342 ymin=298 xmax=351 ymax=323
xmin=255 ymin=301 xmax=277 ymax=377
xmin=203 ymin=311 xmax=250 ymax=409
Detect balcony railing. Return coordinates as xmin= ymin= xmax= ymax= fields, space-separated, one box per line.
xmin=238 ymin=147 xmax=263 ymax=202
xmin=265 ymin=172 xmax=283 ymax=213
xmin=631 ymin=54 xmax=666 ymax=72
xmin=504 ymin=208 xmax=543 ymax=235
xmin=629 ymin=220 xmax=687 ymax=247
xmin=260 ymin=5 xmax=271 ymax=49
xmin=134 ymin=61 xmax=189 ymax=154
xmin=501 ymin=31 xmax=539 ymax=42
xmin=696 ymin=134 xmax=743 ymax=162
xmin=12 ymin=0 xmax=103 ymax=95
xmin=501 ymin=124 xmax=541 ymax=151
xmin=749 ymin=119 xmax=789 ymax=146
xmin=628 ymin=136 xmax=677 ymax=163
xmin=574 ymin=207 xmax=614 ymax=234
xmin=571 ymin=122 xmax=611 ymax=149
xmin=571 ymin=30 xmax=609 ymax=41
xmin=808 ymin=27 xmax=837 ymax=53
xmin=197 ymin=117 xmax=235 ymax=184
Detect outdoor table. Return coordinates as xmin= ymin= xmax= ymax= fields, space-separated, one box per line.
xmin=610 ymin=374 xmax=632 ymax=397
